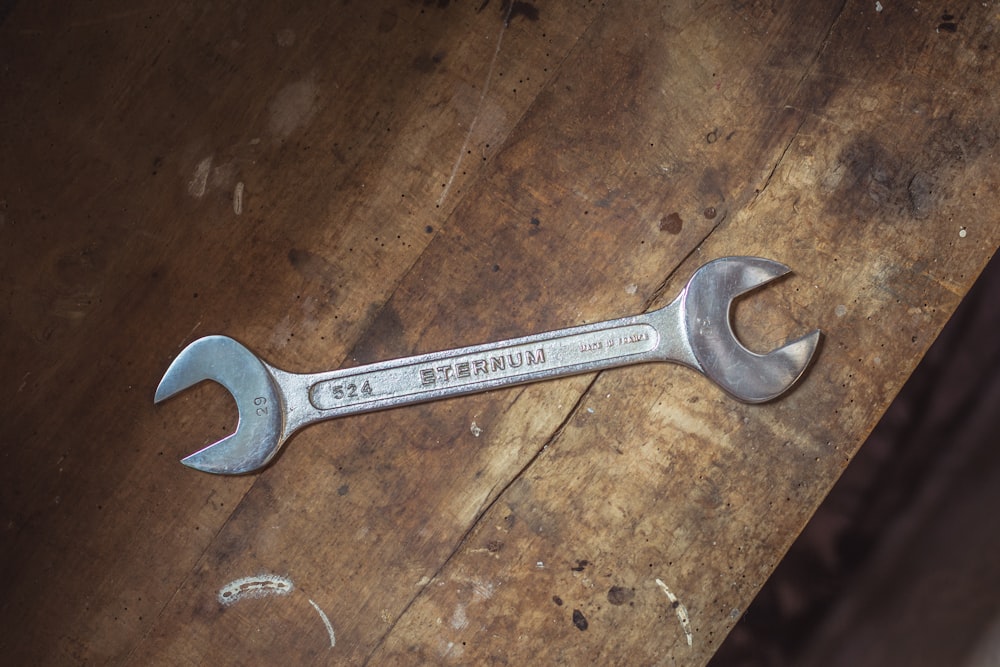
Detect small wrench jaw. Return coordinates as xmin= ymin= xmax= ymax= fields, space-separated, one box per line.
xmin=154 ymin=335 xmax=285 ymax=475
xmin=681 ymin=257 xmax=821 ymax=403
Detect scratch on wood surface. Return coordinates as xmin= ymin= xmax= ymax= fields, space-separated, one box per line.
xmin=179 ymin=320 xmax=202 ymax=349
xmin=450 ymin=602 xmax=469 ymax=630
xmin=218 ymin=574 xmax=294 ymax=606
xmin=655 ymin=578 xmax=693 ymax=647
xmin=308 ymin=598 xmax=336 ymax=648
xmin=67 ymin=9 xmax=148 ymax=29
xmin=436 ymin=3 xmax=515 ymax=208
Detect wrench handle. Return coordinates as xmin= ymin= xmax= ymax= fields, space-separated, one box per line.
xmin=277 ymin=300 xmax=691 ymax=437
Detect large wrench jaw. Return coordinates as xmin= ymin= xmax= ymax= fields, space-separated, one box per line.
xmin=680 ymin=257 xmax=821 ymax=403
xmin=154 ymin=335 xmax=285 ymax=474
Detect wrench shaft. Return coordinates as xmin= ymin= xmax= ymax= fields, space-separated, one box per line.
xmin=277 ymin=300 xmax=691 ymax=438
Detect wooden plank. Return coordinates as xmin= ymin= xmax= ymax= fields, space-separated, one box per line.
xmin=368 ymin=3 xmax=1000 ymax=663
xmin=0 ymin=1 xmax=601 ymax=663
xmin=0 ymin=0 xmax=996 ymax=665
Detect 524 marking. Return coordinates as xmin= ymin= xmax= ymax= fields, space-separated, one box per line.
xmin=326 ymin=380 xmax=373 ymax=401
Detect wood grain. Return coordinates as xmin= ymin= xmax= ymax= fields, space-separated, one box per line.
xmin=1 ymin=0 xmax=996 ymax=664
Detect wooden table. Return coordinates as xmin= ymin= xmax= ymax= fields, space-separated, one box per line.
xmin=2 ymin=1 xmax=996 ymax=664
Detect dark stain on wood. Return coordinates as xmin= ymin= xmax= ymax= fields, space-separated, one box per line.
xmin=287 ymin=247 xmax=323 ymax=273
xmin=906 ymin=171 xmax=935 ymax=220
xmin=827 ymin=111 xmax=997 ymax=226
xmin=351 ymin=303 xmax=406 ymax=364
xmin=572 ymin=609 xmax=588 ymax=631
xmin=412 ymin=51 xmax=446 ymax=73
xmin=500 ymin=1 xmax=539 ymax=24
xmin=938 ymin=13 xmax=958 ymax=33
xmin=659 ymin=212 xmax=683 ymax=234
xmin=607 ymin=586 xmax=635 ymax=606
xmin=831 ymin=137 xmax=901 ymax=217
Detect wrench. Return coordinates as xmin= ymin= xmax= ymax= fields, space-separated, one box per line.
xmin=155 ymin=256 xmax=820 ymax=475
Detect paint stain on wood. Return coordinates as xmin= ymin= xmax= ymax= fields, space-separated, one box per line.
xmin=268 ymin=76 xmax=319 ymax=140
xmin=218 ymin=574 xmax=294 ymax=606
xmin=308 ymin=599 xmax=336 ymax=648
xmin=655 ymin=578 xmax=693 ymax=647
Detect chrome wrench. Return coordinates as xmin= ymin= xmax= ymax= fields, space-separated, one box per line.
xmin=155 ymin=256 xmax=820 ymax=474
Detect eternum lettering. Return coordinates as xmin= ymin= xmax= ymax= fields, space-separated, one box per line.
xmin=419 ymin=349 xmax=546 ymax=386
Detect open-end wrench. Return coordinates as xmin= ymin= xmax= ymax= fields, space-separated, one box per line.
xmin=155 ymin=256 xmax=820 ymax=474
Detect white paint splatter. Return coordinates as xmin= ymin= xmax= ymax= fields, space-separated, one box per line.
xmin=308 ymin=598 xmax=336 ymax=648
xmin=188 ymin=156 xmax=213 ymax=198
xmin=218 ymin=574 xmax=294 ymax=606
xmin=441 ymin=639 xmax=463 ymax=658
xmin=959 ymin=226 xmax=968 ymax=238
xmin=835 ymin=304 xmax=847 ymax=317
xmin=655 ymin=578 xmax=693 ymax=647
xmin=470 ymin=421 xmax=482 ymax=437
xmin=625 ymin=283 xmax=638 ymax=295
xmin=875 ymin=1 xmax=883 ymax=12
xmin=233 ymin=181 xmax=245 ymax=215
xmin=269 ymin=76 xmax=319 ymax=140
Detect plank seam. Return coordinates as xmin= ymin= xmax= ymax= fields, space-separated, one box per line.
xmin=755 ymin=0 xmax=849 ymax=201
xmin=360 ymin=375 xmax=600 ymax=666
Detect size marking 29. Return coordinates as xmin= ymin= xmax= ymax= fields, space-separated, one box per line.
xmin=254 ymin=396 xmax=269 ymax=416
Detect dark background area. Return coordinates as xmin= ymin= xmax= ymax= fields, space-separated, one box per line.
xmin=712 ymin=252 xmax=1000 ymax=666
